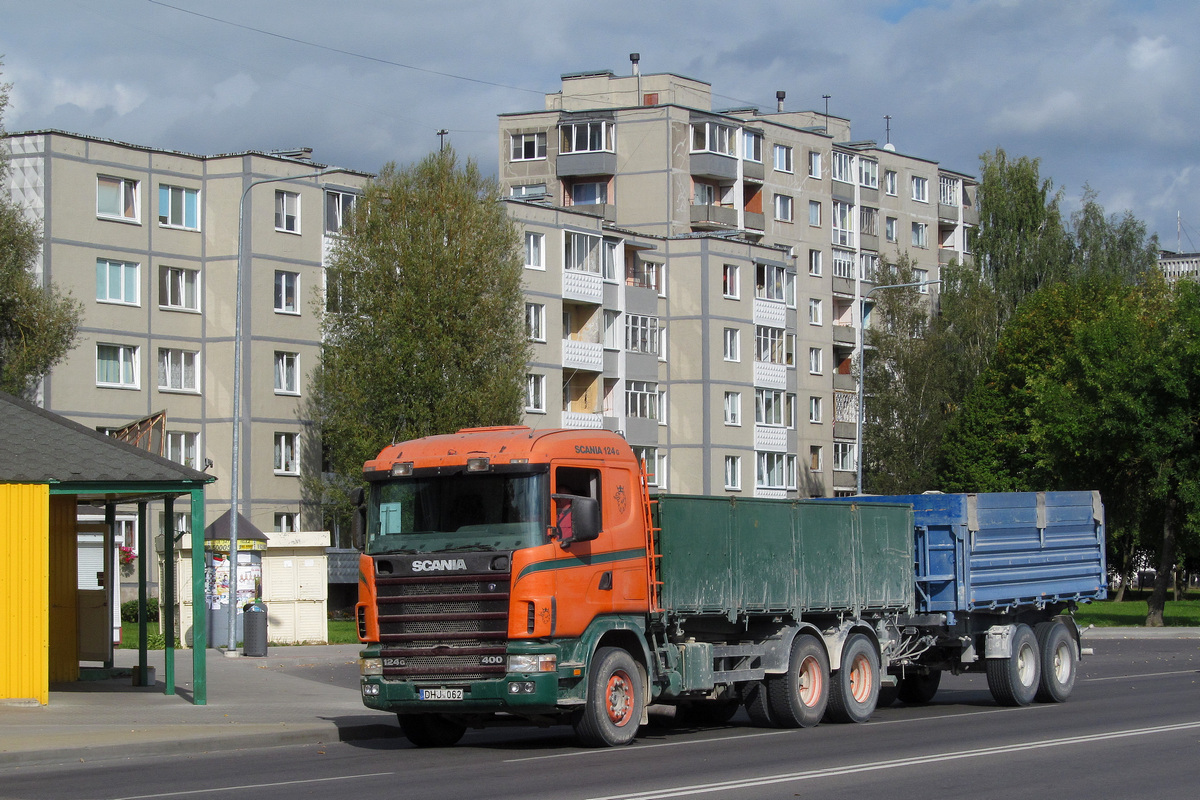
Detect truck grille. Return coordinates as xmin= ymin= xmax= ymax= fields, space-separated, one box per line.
xmin=375 ymin=569 xmax=510 ymax=682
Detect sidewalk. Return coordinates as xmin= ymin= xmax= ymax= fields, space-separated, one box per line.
xmin=1 ymin=628 xmax=1196 ymax=768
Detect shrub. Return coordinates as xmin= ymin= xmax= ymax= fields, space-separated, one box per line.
xmin=120 ymin=599 xmax=160 ymax=623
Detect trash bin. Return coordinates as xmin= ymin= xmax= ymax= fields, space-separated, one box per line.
xmin=242 ymin=600 xmax=268 ymax=657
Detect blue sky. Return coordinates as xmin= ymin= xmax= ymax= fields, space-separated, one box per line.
xmin=4 ymin=0 xmax=1198 ymax=248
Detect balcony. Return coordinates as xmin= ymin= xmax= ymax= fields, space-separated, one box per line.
xmin=753 ymin=298 xmax=786 ymax=328
xmin=690 ymin=204 xmax=739 ymax=230
xmin=754 ymin=425 xmax=787 ymax=453
xmin=557 ymin=151 xmax=617 ymax=177
xmin=563 ymin=268 xmax=603 ymax=305
xmin=832 ymin=324 xmax=856 ymax=345
xmin=744 ymin=211 xmax=765 ymax=231
xmin=562 ymin=339 xmax=603 ymax=372
xmin=690 ymin=152 xmax=737 ymax=181
xmin=754 ymin=361 xmax=787 ymax=389
xmin=562 ymin=412 xmax=603 ymax=430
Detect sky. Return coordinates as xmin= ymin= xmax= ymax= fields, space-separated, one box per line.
xmin=3 ymin=0 xmax=1199 ymax=249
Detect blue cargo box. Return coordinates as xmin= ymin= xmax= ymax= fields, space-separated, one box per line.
xmin=836 ymin=492 xmax=1107 ymax=614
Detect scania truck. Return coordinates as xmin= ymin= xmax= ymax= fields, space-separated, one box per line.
xmin=355 ymin=426 xmax=1106 ymax=747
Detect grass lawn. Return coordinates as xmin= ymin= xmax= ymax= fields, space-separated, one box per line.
xmin=119 ymin=618 xmax=362 ymax=648
xmin=1073 ymin=593 xmax=1200 ymax=627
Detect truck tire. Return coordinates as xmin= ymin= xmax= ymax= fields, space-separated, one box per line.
xmin=574 ymin=647 xmax=643 ymax=747
xmin=766 ymin=634 xmax=829 ymax=728
xmin=825 ymin=634 xmax=880 ymax=724
xmin=743 ymin=681 xmax=774 ymax=727
xmin=1034 ymin=620 xmax=1076 ymax=703
xmin=398 ymin=714 xmax=467 ymax=747
xmin=897 ymin=671 xmax=941 ymax=704
xmin=986 ymin=623 xmax=1040 ymax=706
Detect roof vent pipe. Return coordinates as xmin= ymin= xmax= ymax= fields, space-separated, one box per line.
xmin=630 ymin=53 xmax=640 ymax=76
xmin=776 ymin=91 xmax=786 ymax=112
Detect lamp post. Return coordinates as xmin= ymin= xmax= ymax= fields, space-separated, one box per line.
xmin=226 ymin=166 xmax=331 ymax=655
xmin=854 ymin=279 xmax=942 ymax=495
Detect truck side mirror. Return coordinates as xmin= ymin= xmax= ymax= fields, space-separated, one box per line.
xmin=551 ymin=494 xmax=601 ymax=547
xmin=350 ymin=486 xmax=366 ymax=551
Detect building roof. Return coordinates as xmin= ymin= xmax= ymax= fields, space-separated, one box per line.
xmin=0 ymin=391 xmax=215 ymax=486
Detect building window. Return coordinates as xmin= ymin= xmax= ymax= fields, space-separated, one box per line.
xmin=743 ymin=130 xmax=763 ymax=163
xmin=859 ymin=159 xmax=879 ymax=189
xmin=833 ymin=248 xmax=854 ymax=279
xmin=275 ymin=190 xmax=300 ymax=233
xmin=860 ymin=207 xmax=878 ymax=237
xmin=787 ymin=455 xmax=798 ymax=490
xmin=774 ymin=144 xmax=793 ymax=174
xmin=940 ymin=175 xmax=961 ymax=206
xmin=885 ymin=170 xmax=898 ymax=196
xmin=626 ymin=380 xmax=659 ymax=420
xmin=526 ymin=374 xmax=546 ymax=413
xmin=565 ymin=231 xmax=602 ymax=272
xmin=274 ymin=432 xmax=299 ymax=475
xmin=625 ymin=314 xmax=661 ymax=355
xmin=604 ymin=310 xmax=621 ymax=350
xmin=525 ymin=303 xmax=545 ymax=342
xmin=832 ymin=151 xmax=854 ymax=183
xmin=325 ymin=190 xmax=356 ymax=234
xmin=158 ymin=348 xmax=198 ymax=393
xmin=96 ymin=259 xmax=140 ymax=306
xmin=166 ymin=431 xmax=198 ymax=469
xmin=724 ymin=391 xmax=741 ymax=426
xmin=809 ymin=396 xmax=823 ymax=423
xmin=809 ymin=200 xmax=821 ymax=227
xmin=627 ymin=258 xmax=660 ymax=290
xmin=755 ymin=326 xmax=786 ymax=364
xmin=832 ymin=200 xmax=854 ymax=246
xmin=808 ymin=151 xmax=822 ymax=178
xmin=809 ymin=347 xmax=823 ymax=375
xmin=525 ymin=232 xmax=545 ymax=269
xmin=602 ymin=239 xmax=619 ymax=282
xmin=723 ymin=264 xmax=740 ymax=299
xmin=809 ymin=298 xmax=822 ymax=326
xmin=691 ymin=121 xmax=736 ymax=156
xmin=97 ymin=344 xmax=139 ymax=388
xmin=756 ymin=388 xmax=785 ymax=427
xmin=809 ymin=445 xmax=822 ymax=472
xmin=275 ymin=513 xmax=298 ymax=533
xmin=912 ymin=222 xmax=928 ymax=248
xmin=723 ymin=327 xmax=740 ymax=361
xmin=511 ymin=132 xmax=547 ymax=161
xmin=774 ymin=194 xmax=794 ymax=222
xmin=911 ymin=176 xmax=929 ymax=203
xmin=570 ymin=181 xmax=608 ymax=206
xmin=158 ymin=185 xmax=199 ymax=230
xmin=561 ymin=120 xmax=614 ymax=154
xmin=724 ymin=455 xmax=742 ymax=491
xmin=756 ymin=263 xmax=787 ymax=301
xmin=274 ymin=351 xmax=299 ymax=395
xmin=97 ymin=175 xmax=139 ymax=222
xmin=632 ymin=446 xmax=662 ymax=487
xmin=834 ymin=441 xmax=856 ymax=472
xmin=274 ymin=271 xmax=300 ymax=313
xmin=809 ymin=250 xmax=823 ymax=276
xmin=159 ymin=266 xmax=199 ymax=311
xmin=885 ymin=216 xmax=898 ymax=243
xmin=511 ymin=183 xmax=547 ymax=198
xmin=756 ymin=451 xmax=786 ymax=490
xmin=914 ymin=268 xmax=930 ymax=291
xmin=860 ymin=252 xmax=880 ymax=282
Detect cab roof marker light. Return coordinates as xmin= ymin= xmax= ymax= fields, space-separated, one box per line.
xmin=391 ymin=461 xmax=413 ymax=477
xmin=467 ymin=457 xmax=490 ymax=472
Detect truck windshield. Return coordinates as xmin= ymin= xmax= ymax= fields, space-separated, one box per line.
xmin=366 ymin=471 xmax=547 ymax=554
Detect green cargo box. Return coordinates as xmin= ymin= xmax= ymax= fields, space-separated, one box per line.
xmin=654 ymin=496 xmax=914 ymax=621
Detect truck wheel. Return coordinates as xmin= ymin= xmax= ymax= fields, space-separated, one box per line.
xmin=767 ymin=634 xmax=829 ymax=728
xmin=398 ymin=714 xmax=467 ymax=747
xmin=877 ymin=683 xmax=898 ymax=708
xmin=986 ymin=623 xmax=1040 ymax=706
xmin=897 ymin=671 xmax=941 ymax=704
xmin=743 ymin=681 xmax=774 ymax=727
xmin=574 ymin=647 xmax=643 ymax=747
xmin=1034 ymin=620 xmax=1076 ymax=703
xmin=825 ymin=634 xmax=880 ymax=724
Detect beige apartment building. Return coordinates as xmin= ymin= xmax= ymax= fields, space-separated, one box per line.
xmin=3 ymin=130 xmax=369 ymax=544
xmin=500 ymin=64 xmax=977 ymax=496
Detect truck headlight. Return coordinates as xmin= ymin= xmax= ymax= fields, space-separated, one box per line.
xmin=360 ymin=657 xmax=383 ymax=676
xmin=507 ymin=654 xmax=557 ymax=673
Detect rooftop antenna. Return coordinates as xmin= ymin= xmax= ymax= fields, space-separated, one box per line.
xmin=436 ymin=129 xmax=449 ymax=152
xmin=883 ymin=115 xmax=896 ymax=152
xmin=822 ymin=94 xmax=831 ymax=133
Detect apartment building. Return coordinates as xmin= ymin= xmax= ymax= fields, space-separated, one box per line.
xmin=3 ymin=130 xmax=369 ymax=543
xmin=1159 ymin=251 xmax=1200 ymax=282
xmin=500 ymin=64 xmax=977 ymax=497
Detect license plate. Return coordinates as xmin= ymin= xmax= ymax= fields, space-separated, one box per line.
xmin=420 ymin=688 xmax=463 ymax=701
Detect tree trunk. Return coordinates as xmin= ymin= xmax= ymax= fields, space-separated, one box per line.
xmin=1145 ymin=498 xmax=1177 ymax=627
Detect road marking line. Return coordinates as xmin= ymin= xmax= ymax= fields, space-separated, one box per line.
xmin=108 ymin=772 xmax=395 ymax=800
xmin=585 ymin=721 xmax=1200 ymax=800
xmin=1082 ymin=669 xmax=1199 ymax=682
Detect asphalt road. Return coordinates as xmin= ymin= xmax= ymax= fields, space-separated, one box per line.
xmin=5 ymin=638 xmax=1197 ymax=800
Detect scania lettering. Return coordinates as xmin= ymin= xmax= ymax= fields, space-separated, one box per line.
xmin=355 ymin=427 xmax=1106 ymax=747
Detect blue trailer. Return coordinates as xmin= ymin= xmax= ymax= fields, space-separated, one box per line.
xmin=836 ymin=491 xmax=1106 ymax=707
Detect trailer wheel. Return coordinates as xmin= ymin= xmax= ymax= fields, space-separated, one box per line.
xmin=397 ymin=714 xmax=467 ymax=747
xmin=897 ymin=671 xmax=942 ymax=704
xmin=743 ymin=681 xmax=774 ymax=727
xmin=986 ymin=623 xmax=1040 ymax=706
xmin=825 ymin=634 xmax=880 ymax=724
xmin=574 ymin=647 xmax=643 ymax=747
xmin=1034 ymin=620 xmax=1076 ymax=703
xmin=767 ymin=634 xmax=829 ymax=728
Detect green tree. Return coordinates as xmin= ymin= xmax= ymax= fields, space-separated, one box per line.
xmin=0 ymin=65 xmax=81 ymax=397
xmin=306 ymin=149 xmax=528 ymax=536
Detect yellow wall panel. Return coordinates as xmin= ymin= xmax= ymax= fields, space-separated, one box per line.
xmin=0 ymin=484 xmax=50 ymax=705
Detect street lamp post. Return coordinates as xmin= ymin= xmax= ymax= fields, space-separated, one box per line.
xmin=226 ymin=166 xmax=331 ymax=655
xmin=854 ymin=279 xmax=942 ymax=495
